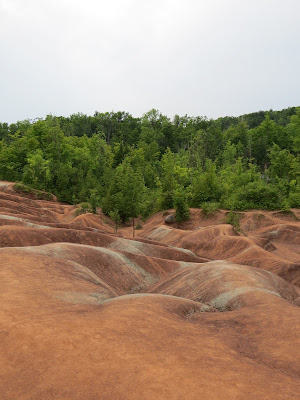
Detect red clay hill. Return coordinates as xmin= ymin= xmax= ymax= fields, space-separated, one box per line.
xmin=0 ymin=181 xmax=300 ymax=399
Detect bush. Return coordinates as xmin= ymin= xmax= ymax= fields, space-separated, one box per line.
xmin=75 ymin=202 xmax=93 ymax=216
xmin=289 ymin=191 xmax=300 ymax=208
xmin=136 ymin=222 xmax=143 ymax=230
xmin=89 ymin=189 xmax=101 ymax=214
xmin=160 ymin=190 xmax=174 ymax=210
xmin=224 ymin=211 xmax=242 ymax=232
xmin=280 ymin=200 xmax=291 ymax=212
xmin=174 ymin=189 xmax=190 ymax=222
xmin=109 ymin=210 xmax=121 ymax=233
xmin=201 ymin=202 xmax=220 ymax=217
xmin=140 ymin=190 xmax=159 ymax=220
xmin=14 ymin=183 xmax=54 ymax=201
xmin=190 ymin=161 xmax=222 ymax=206
xmin=224 ymin=180 xmax=282 ymax=210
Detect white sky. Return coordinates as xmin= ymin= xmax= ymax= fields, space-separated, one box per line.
xmin=0 ymin=0 xmax=299 ymax=123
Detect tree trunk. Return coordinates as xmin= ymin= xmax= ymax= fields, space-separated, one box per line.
xmin=132 ymin=217 xmax=135 ymax=238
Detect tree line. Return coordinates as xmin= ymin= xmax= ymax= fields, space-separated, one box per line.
xmin=0 ymin=107 xmax=299 ymax=223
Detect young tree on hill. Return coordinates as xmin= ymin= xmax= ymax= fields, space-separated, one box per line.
xmin=174 ymin=188 xmax=190 ymax=222
xmin=103 ymin=159 xmax=146 ymax=237
xmin=109 ymin=210 xmax=121 ymax=234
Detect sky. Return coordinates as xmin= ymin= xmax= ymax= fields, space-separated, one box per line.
xmin=0 ymin=0 xmax=299 ymax=123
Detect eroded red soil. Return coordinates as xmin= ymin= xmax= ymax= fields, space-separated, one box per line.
xmin=0 ymin=182 xmax=299 ymax=399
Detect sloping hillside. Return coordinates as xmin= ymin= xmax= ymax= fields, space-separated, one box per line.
xmin=1 ymin=182 xmax=300 ymax=399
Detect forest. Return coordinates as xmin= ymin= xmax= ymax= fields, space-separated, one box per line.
xmin=0 ymin=106 xmax=299 ymax=223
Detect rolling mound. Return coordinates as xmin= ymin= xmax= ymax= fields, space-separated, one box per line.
xmin=138 ymin=209 xmax=300 ymax=287
xmin=1 ymin=182 xmax=300 ymax=399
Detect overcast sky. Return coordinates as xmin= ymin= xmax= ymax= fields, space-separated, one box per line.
xmin=0 ymin=0 xmax=299 ymax=123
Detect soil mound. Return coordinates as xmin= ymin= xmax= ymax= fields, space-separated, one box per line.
xmin=1 ymin=184 xmax=300 ymax=399
xmin=139 ymin=209 xmax=300 ymax=287
xmin=147 ymin=260 xmax=298 ymax=310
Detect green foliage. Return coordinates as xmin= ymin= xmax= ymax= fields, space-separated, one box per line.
xmin=14 ymin=183 xmax=54 ymax=201
xmin=201 ymin=202 xmax=220 ymax=217
xmin=109 ymin=210 xmax=121 ymax=233
xmin=224 ymin=211 xmax=242 ymax=232
xmin=268 ymin=144 xmax=298 ymax=181
xmin=222 ymin=140 xmax=237 ymax=166
xmin=234 ymin=181 xmax=282 ymax=210
xmin=190 ymin=160 xmax=221 ymax=206
xmin=159 ymin=148 xmax=178 ymax=209
xmin=174 ymin=189 xmax=190 ymax=222
xmin=288 ymin=180 xmax=300 ymax=207
xmin=136 ymin=221 xmax=143 ymax=230
xmin=75 ymin=202 xmax=93 ymax=216
xmin=22 ymin=150 xmax=51 ymax=190
xmin=89 ymin=189 xmax=101 ymax=214
xmin=0 ymin=106 xmax=299 ymax=218
xmin=103 ymin=159 xmax=146 ymax=222
xmin=280 ymin=201 xmax=291 ymax=213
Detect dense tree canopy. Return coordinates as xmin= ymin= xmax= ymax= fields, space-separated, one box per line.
xmin=0 ymin=107 xmax=299 ymax=220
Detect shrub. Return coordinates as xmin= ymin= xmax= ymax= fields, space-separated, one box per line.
xmin=136 ymin=222 xmax=143 ymax=230
xmin=231 ymin=180 xmax=282 ymax=210
xmin=109 ymin=210 xmax=121 ymax=233
xmin=224 ymin=210 xmax=242 ymax=232
xmin=14 ymin=183 xmax=54 ymax=201
xmin=89 ymin=189 xmax=101 ymax=214
xmin=201 ymin=202 xmax=220 ymax=217
xmin=75 ymin=202 xmax=92 ymax=216
xmin=174 ymin=189 xmax=190 ymax=222
xmin=289 ymin=191 xmax=300 ymax=208
xmin=160 ymin=190 xmax=174 ymax=210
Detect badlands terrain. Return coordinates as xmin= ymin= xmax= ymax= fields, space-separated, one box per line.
xmin=0 ymin=181 xmax=300 ymax=399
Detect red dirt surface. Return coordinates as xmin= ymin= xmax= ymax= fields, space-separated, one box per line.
xmin=0 ymin=183 xmax=300 ymax=399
